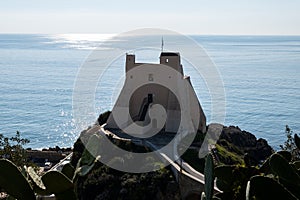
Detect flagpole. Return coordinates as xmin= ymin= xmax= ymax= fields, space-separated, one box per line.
xmin=161 ymin=36 xmax=164 ymax=52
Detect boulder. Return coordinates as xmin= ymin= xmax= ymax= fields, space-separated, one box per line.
xmin=217 ymin=125 xmax=274 ymax=164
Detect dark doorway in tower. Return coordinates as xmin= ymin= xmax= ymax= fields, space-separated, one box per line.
xmin=147 ymin=94 xmax=153 ymax=104
xmin=139 ymin=93 xmax=153 ymax=121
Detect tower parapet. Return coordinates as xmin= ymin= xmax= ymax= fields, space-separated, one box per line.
xmin=160 ymin=52 xmax=183 ymax=75
xmin=126 ymin=54 xmax=136 ymax=72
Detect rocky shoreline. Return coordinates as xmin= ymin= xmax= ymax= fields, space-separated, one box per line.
xmin=26 ymin=146 xmax=72 ymax=168
xmin=26 ymin=125 xmax=274 ymax=170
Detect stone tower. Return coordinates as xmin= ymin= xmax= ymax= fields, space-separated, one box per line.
xmin=105 ymin=52 xmax=206 ymax=135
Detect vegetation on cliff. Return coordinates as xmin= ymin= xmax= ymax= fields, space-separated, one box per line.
xmin=71 ymin=131 xmax=180 ymax=200
xmin=280 ymin=125 xmax=300 ymax=161
xmin=0 ymin=131 xmax=30 ymax=167
xmin=181 ymin=124 xmax=274 ymax=176
xmin=199 ymin=125 xmax=300 ymax=200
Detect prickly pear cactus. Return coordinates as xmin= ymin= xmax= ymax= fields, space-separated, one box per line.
xmin=26 ymin=166 xmax=50 ymax=195
xmin=269 ymin=153 xmax=300 ymax=198
xmin=61 ymin=163 xmax=75 ymax=180
xmin=0 ymin=159 xmax=35 ymax=200
xmin=277 ymin=150 xmax=292 ymax=162
xmin=249 ymin=175 xmax=297 ymax=200
xmin=245 ymin=181 xmax=250 ymax=200
xmin=293 ymin=161 xmax=300 ymax=170
xmin=260 ymin=151 xmax=291 ymax=174
xmin=214 ymin=165 xmax=235 ymax=192
xmin=204 ymin=153 xmax=214 ymax=200
xmin=42 ymin=170 xmax=76 ymax=200
xmin=42 ymin=170 xmax=73 ymax=193
xmin=74 ymin=134 xmax=102 ymax=179
xmin=75 ymin=160 xmax=100 ymax=178
xmin=269 ymin=153 xmax=300 ymax=185
xmin=201 ymin=192 xmax=206 ymax=200
xmin=80 ymin=134 xmax=102 ymax=166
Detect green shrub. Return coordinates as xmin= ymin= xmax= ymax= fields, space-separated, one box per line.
xmin=0 ymin=131 xmax=30 ymax=166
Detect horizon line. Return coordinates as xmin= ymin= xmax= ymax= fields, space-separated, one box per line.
xmin=0 ymin=32 xmax=300 ymax=37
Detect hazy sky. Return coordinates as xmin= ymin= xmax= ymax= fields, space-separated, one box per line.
xmin=0 ymin=0 xmax=299 ymax=35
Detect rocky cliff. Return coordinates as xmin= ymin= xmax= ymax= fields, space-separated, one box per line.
xmin=216 ymin=125 xmax=274 ymax=165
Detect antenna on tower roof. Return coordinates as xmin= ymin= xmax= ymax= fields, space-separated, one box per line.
xmin=161 ymin=36 xmax=164 ymax=52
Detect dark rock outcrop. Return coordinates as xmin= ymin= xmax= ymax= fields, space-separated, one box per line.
xmin=217 ymin=126 xmax=274 ymax=164
xmin=97 ymin=111 xmax=111 ymax=126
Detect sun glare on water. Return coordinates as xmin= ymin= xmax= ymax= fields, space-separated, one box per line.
xmin=44 ymin=33 xmax=116 ymax=50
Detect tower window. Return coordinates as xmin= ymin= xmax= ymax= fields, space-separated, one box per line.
xmin=166 ymin=58 xmax=169 ymax=63
xmin=148 ymin=74 xmax=153 ymax=81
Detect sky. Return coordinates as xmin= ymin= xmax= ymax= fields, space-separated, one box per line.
xmin=0 ymin=0 xmax=299 ymax=35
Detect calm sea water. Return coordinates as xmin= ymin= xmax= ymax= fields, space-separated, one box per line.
xmin=0 ymin=34 xmax=299 ymax=149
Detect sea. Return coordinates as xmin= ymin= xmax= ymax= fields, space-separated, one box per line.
xmin=0 ymin=34 xmax=299 ymax=149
